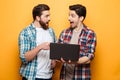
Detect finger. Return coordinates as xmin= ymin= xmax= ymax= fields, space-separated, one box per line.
xmin=46 ymin=42 xmax=50 ymax=45
xmin=48 ymin=42 xmax=50 ymax=45
xmin=68 ymin=60 xmax=72 ymax=64
xmin=68 ymin=60 xmax=71 ymax=63
xmin=56 ymin=60 xmax=61 ymax=62
xmin=61 ymin=57 xmax=65 ymax=63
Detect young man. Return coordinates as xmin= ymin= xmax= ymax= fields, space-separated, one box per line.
xmin=58 ymin=4 xmax=97 ymax=80
xmin=18 ymin=4 xmax=56 ymax=80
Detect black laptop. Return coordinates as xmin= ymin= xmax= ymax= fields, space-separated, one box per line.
xmin=50 ymin=43 xmax=80 ymax=61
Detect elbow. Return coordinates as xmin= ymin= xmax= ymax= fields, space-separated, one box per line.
xmin=24 ymin=54 xmax=33 ymax=62
xmin=19 ymin=53 xmax=29 ymax=64
xmin=87 ymin=53 xmax=95 ymax=61
xmin=20 ymin=56 xmax=28 ymax=64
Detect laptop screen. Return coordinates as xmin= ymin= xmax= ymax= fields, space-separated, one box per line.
xmin=50 ymin=43 xmax=80 ymax=61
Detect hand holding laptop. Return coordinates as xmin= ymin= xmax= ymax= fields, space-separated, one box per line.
xmin=60 ymin=57 xmax=80 ymax=64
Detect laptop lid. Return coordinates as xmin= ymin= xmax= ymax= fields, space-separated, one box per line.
xmin=50 ymin=43 xmax=80 ymax=61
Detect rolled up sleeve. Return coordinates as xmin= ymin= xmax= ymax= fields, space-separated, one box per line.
xmin=80 ymin=32 xmax=97 ymax=60
xmin=18 ymin=31 xmax=30 ymax=64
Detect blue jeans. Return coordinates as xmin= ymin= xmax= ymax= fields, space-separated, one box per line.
xmin=22 ymin=77 xmax=52 ymax=80
xmin=35 ymin=78 xmax=52 ymax=80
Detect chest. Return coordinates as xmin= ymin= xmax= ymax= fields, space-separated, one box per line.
xmin=62 ymin=31 xmax=88 ymax=45
xmin=36 ymin=28 xmax=53 ymax=45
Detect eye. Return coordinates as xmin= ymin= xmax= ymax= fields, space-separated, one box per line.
xmin=45 ymin=15 xmax=50 ymax=18
xmin=71 ymin=14 xmax=75 ymax=18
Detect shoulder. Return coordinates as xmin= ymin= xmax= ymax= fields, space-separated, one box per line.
xmin=48 ymin=27 xmax=56 ymax=36
xmin=61 ymin=28 xmax=71 ymax=34
xmin=19 ymin=24 xmax=35 ymax=39
xmin=83 ymin=25 xmax=96 ymax=39
xmin=83 ymin=25 xmax=96 ymax=35
xmin=19 ymin=24 xmax=34 ymax=35
xmin=48 ymin=27 xmax=55 ymax=32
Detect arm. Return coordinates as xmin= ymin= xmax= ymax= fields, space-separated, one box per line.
xmin=24 ymin=42 xmax=50 ymax=61
xmin=77 ymin=56 xmax=90 ymax=64
xmin=18 ymin=30 xmax=50 ymax=63
xmin=77 ymin=32 xmax=97 ymax=64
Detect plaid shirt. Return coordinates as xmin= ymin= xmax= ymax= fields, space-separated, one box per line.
xmin=18 ymin=23 xmax=56 ymax=80
xmin=58 ymin=24 xmax=96 ymax=80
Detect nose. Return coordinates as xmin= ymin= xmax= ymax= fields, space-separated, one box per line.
xmin=68 ymin=16 xmax=71 ymax=21
xmin=48 ymin=16 xmax=50 ymax=21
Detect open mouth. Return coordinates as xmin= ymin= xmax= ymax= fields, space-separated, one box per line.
xmin=45 ymin=22 xmax=49 ymax=25
xmin=70 ymin=22 xmax=74 ymax=25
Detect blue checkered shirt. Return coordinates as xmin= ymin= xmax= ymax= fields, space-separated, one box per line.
xmin=18 ymin=23 xmax=56 ymax=80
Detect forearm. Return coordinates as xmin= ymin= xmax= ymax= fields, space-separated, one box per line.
xmin=77 ymin=56 xmax=90 ymax=64
xmin=24 ymin=42 xmax=50 ymax=62
xmin=25 ymin=45 xmax=42 ymax=62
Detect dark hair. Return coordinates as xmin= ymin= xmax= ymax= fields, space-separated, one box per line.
xmin=32 ymin=4 xmax=50 ymax=20
xmin=69 ymin=4 xmax=86 ymax=19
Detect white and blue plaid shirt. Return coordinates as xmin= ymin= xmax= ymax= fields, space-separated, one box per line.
xmin=18 ymin=23 xmax=56 ymax=80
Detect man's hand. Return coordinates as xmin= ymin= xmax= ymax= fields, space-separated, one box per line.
xmin=60 ymin=57 xmax=73 ymax=64
xmin=38 ymin=42 xmax=50 ymax=50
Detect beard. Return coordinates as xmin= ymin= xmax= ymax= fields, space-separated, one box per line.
xmin=69 ymin=25 xmax=77 ymax=31
xmin=39 ymin=20 xmax=49 ymax=30
xmin=69 ymin=22 xmax=76 ymax=31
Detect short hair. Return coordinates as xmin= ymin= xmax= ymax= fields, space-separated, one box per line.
xmin=32 ymin=4 xmax=50 ymax=20
xmin=69 ymin=4 xmax=86 ymax=19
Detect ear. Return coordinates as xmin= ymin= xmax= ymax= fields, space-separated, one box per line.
xmin=79 ymin=16 xmax=84 ymax=22
xmin=36 ymin=16 xmax=40 ymax=21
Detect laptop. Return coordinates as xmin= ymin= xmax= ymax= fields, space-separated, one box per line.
xmin=50 ymin=43 xmax=80 ymax=61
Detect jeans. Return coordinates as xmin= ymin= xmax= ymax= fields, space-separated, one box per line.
xmin=22 ymin=77 xmax=52 ymax=80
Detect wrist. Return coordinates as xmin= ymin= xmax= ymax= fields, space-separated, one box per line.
xmin=38 ymin=45 xmax=42 ymax=50
xmin=77 ymin=58 xmax=82 ymax=64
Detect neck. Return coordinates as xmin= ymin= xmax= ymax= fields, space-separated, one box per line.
xmin=33 ymin=20 xmax=41 ymax=28
xmin=75 ymin=23 xmax=83 ymax=32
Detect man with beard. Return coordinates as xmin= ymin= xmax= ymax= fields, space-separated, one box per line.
xmin=58 ymin=4 xmax=97 ymax=80
xmin=18 ymin=4 xmax=56 ymax=80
